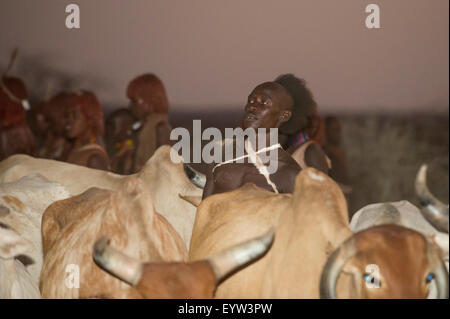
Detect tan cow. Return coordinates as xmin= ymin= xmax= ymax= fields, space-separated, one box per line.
xmin=189 ymin=168 xmax=449 ymax=298
xmin=40 ymin=176 xmax=273 ymax=298
xmin=0 ymin=145 xmax=202 ymax=248
xmin=0 ymin=174 xmax=70 ymax=298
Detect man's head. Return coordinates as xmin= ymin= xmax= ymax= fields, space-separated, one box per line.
xmin=242 ymin=82 xmax=293 ymax=130
xmin=274 ymin=74 xmax=317 ymax=135
xmin=127 ymin=74 xmax=169 ymax=119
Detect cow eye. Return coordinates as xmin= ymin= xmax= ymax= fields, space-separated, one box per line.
xmin=363 ymin=273 xmax=382 ymax=287
xmin=426 ymin=273 xmax=435 ymax=284
xmin=363 ymin=273 xmax=373 ymax=283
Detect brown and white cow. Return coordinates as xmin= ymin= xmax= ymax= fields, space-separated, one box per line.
xmin=0 ymin=174 xmax=70 ymax=298
xmin=39 ymin=176 xmax=273 ymax=298
xmin=0 ymin=145 xmax=202 ymax=249
xmin=189 ymin=168 xmax=449 ymax=298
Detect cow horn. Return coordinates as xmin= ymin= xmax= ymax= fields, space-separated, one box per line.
xmin=183 ymin=163 xmax=206 ymax=189
xmin=93 ymin=237 xmax=143 ymax=286
xmin=427 ymin=240 xmax=449 ymax=299
xmin=415 ymin=164 xmax=449 ymax=233
xmin=320 ymin=236 xmax=357 ymax=299
xmin=208 ymin=227 xmax=275 ymax=283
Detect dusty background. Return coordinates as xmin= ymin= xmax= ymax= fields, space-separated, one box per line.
xmin=0 ymin=0 xmax=448 ymax=113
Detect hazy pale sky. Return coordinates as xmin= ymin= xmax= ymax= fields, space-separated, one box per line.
xmin=0 ymin=0 xmax=448 ymax=113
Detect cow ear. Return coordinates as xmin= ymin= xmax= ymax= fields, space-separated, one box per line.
xmin=0 ymin=227 xmax=33 ymax=259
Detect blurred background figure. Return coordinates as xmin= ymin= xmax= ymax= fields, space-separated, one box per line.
xmin=323 ymin=116 xmax=352 ymax=195
xmin=36 ymin=92 xmax=72 ymax=160
xmin=27 ymin=81 xmax=56 ymax=154
xmin=61 ymin=90 xmax=109 ymax=170
xmin=0 ymin=50 xmax=35 ymax=161
xmin=126 ymin=73 xmax=172 ymax=172
xmin=277 ymin=74 xmax=330 ymax=173
xmin=105 ymin=108 xmax=138 ymax=174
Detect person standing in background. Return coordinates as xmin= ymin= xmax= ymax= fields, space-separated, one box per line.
xmin=126 ymin=74 xmax=172 ymax=172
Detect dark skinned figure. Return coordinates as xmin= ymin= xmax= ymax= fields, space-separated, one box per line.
xmin=202 ymin=79 xmax=304 ymax=199
xmin=105 ymin=108 xmax=138 ymax=174
xmin=277 ymin=74 xmax=330 ymax=172
xmin=0 ymin=76 xmax=35 ymax=161
xmin=127 ymin=74 xmax=172 ymax=172
xmin=61 ymin=90 xmax=110 ymax=170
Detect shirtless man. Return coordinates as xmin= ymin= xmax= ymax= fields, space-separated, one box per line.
xmin=202 ymin=81 xmax=298 ymax=199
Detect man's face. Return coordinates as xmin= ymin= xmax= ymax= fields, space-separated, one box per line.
xmin=242 ymin=83 xmax=292 ymax=130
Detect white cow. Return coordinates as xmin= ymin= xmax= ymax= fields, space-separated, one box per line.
xmin=0 ymin=174 xmax=70 ymax=298
xmin=0 ymin=146 xmax=202 ymax=249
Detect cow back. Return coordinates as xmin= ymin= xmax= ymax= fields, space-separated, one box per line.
xmin=39 ymin=176 xmax=187 ymax=298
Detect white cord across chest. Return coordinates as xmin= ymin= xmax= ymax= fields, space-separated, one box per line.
xmin=212 ymin=139 xmax=281 ymax=193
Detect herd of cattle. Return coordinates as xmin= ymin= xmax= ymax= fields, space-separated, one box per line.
xmin=0 ymin=145 xmax=448 ymax=299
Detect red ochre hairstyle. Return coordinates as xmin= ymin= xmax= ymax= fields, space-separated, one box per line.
xmin=44 ymin=90 xmax=104 ymax=137
xmin=0 ymin=76 xmax=28 ymax=129
xmin=72 ymin=90 xmax=104 ymax=137
xmin=126 ymin=73 xmax=169 ymax=114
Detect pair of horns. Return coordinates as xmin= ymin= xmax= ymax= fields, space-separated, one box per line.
xmin=93 ymin=228 xmax=275 ymax=287
xmin=319 ymin=234 xmax=449 ymax=299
